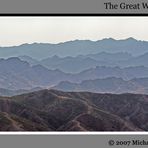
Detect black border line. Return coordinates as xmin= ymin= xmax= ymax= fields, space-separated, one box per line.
xmin=0 ymin=13 xmax=148 ymax=16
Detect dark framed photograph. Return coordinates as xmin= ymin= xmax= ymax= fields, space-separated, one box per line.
xmin=0 ymin=15 xmax=147 ymax=133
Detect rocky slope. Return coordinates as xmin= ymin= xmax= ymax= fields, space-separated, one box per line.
xmin=0 ymin=89 xmax=147 ymax=131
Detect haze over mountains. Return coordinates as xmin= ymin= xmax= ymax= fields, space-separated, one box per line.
xmin=0 ymin=57 xmax=70 ymax=90
xmin=0 ymin=37 xmax=148 ymax=131
xmin=54 ymin=77 xmax=148 ymax=94
xmin=0 ymin=37 xmax=148 ymax=60
xmin=2 ymin=57 xmax=148 ymax=94
xmin=1 ymin=38 xmax=148 ymax=96
xmin=19 ymin=49 xmax=148 ymax=73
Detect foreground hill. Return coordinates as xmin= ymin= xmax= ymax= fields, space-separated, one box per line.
xmin=0 ymin=89 xmax=147 ymax=131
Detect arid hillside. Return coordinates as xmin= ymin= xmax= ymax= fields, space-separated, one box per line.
xmin=0 ymin=89 xmax=147 ymax=131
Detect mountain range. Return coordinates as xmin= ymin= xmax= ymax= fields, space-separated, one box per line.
xmin=2 ymin=57 xmax=148 ymax=92
xmin=0 ymin=38 xmax=148 ymax=60
xmin=0 ymin=87 xmax=42 ymax=97
xmin=39 ymin=52 xmax=133 ymax=73
xmin=0 ymin=57 xmax=70 ymax=90
xmin=0 ymin=37 xmax=148 ymax=131
xmin=0 ymin=89 xmax=147 ymax=131
xmin=19 ymin=52 xmax=148 ymax=73
xmin=53 ymin=77 xmax=148 ymax=94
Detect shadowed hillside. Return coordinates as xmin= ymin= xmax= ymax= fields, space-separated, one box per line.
xmin=0 ymin=89 xmax=147 ymax=131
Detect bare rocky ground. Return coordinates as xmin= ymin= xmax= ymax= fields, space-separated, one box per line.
xmin=0 ymin=89 xmax=147 ymax=131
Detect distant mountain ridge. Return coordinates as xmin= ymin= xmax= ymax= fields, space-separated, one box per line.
xmin=40 ymin=52 xmax=133 ymax=73
xmin=53 ymin=77 xmax=148 ymax=94
xmin=0 ymin=87 xmax=42 ymax=97
xmin=1 ymin=37 xmax=148 ymax=93
xmin=2 ymin=57 xmax=148 ymax=91
xmin=0 ymin=38 xmax=148 ymax=59
xmin=0 ymin=57 xmax=70 ymax=90
xmin=18 ymin=52 xmax=148 ymax=73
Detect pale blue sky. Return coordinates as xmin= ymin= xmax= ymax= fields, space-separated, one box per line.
xmin=0 ymin=17 xmax=147 ymax=46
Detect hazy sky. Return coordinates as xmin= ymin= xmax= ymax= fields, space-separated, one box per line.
xmin=0 ymin=17 xmax=147 ymax=46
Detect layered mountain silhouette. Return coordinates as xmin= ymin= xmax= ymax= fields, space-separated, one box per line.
xmin=0 ymin=57 xmax=70 ymax=90
xmin=119 ymin=52 xmax=148 ymax=67
xmin=71 ymin=66 xmax=148 ymax=81
xmin=40 ymin=55 xmax=101 ymax=73
xmin=18 ymin=52 xmax=148 ymax=73
xmin=0 ymin=87 xmax=42 ymax=97
xmin=53 ymin=77 xmax=148 ymax=94
xmin=40 ymin=52 xmax=133 ymax=73
xmin=18 ymin=55 xmax=39 ymax=66
xmin=0 ymin=38 xmax=148 ymax=60
xmin=2 ymin=57 xmax=148 ymax=93
xmin=39 ymin=52 xmax=148 ymax=73
xmin=0 ymin=37 xmax=148 ymax=131
xmin=80 ymin=51 xmax=133 ymax=62
xmin=0 ymin=89 xmax=147 ymax=131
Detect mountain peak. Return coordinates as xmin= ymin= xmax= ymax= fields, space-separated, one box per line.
xmin=125 ymin=37 xmax=137 ymax=41
xmin=52 ymin=55 xmax=60 ymax=59
xmin=100 ymin=37 xmax=137 ymax=42
xmin=6 ymin=57 xmax=25 ymax=63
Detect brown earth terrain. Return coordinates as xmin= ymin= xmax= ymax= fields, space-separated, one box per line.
xmin=0 ymin=89 xmax=147 ymax=131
